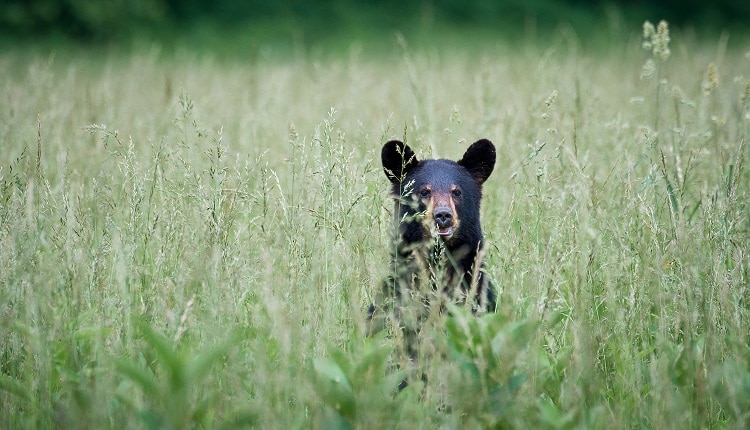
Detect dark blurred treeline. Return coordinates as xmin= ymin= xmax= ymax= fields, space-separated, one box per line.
xmin=2 ymin=0 xmax=748 ymax=42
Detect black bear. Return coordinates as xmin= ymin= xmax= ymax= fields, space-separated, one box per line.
xmin=368 ymin=139 xmax=497 ymax=354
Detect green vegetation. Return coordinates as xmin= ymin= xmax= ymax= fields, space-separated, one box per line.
xmin=2 ymin=0 xmax=748 ymax=50
xmin=5 ymin=0 xmax=750 ymax=35
xmin=1 ymin=22 xmax=748 ymax=428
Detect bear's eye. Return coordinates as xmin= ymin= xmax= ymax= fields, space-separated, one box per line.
xmin=419 ymin=189 xmax=431 ymax=198
xmin=452 ymin=189 xmax=462 ymax=198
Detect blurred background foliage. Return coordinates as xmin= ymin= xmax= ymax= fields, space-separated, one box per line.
xmin=1 ymin=0 xmax=748 ymax=51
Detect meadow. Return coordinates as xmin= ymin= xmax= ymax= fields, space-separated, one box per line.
xmin=1 ymin=23 xmax=748 ymax=428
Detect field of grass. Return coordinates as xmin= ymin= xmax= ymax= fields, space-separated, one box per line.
xmin=1 ymin=24 xmax=748 ymax=428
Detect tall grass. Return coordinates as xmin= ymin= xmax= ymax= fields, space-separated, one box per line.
xmin=0 ymin=27 xmax=748 ymax=428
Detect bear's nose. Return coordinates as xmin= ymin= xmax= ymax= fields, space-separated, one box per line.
xmin=434 ymin=208 xmax=453 ymax=228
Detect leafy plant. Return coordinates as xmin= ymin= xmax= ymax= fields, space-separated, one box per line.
xmin=442 ymin=306 xmax=539 ymax=427
xmin=311 ymin=338 xmax=407 ymax=428
xmin=114 ymin=319 xmax=243 ymax=429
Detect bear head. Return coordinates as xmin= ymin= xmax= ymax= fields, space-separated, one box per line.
xmin=381 ymin=139 xmax=496 ymax=254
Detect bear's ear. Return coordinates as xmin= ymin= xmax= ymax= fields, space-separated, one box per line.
xmin=382 ymin=140 xmax=419 ymax=184
xmin=457 ymin=139 xmax=496 ymax=185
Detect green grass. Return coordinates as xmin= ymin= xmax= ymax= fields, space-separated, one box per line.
xmin=0 ymin=25 xmax=748 ymax=428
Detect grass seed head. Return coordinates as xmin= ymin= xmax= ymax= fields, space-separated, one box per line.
xmin=702 ymin=63 xmax=719 ymax=95
xmin=642 ymin=19 xmax=671 ymax=62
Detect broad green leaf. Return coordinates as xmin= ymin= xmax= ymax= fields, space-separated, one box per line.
xmin=186 ymin=339 xmax=234 ymax=383
xmin=55 ymin=365 xmax=82 ymax=384
xmin=138 ymin=320 xmax=184 ymax=389
xmin=0 ymin=374 xmax=32 ymax=403
xmin=538 ymin=397 xmax=576 ymax=429
xmin=353 ymin=342 xmax=391 ymax=381
xmin=138 ymin=408 xmax=165 ymax=430
xmin=329 ymin=347 xmax=354 ymax=377
xmin=320 ymin=407 xmax=352 ymax=430
xmin=312 ymin=357 xmax=356 ymax=419
xmin=115 ymin=359 xmax=160 ymax=396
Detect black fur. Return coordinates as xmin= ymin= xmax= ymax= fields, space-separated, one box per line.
xmin=369 ymin=139 xmax=497 ymax=343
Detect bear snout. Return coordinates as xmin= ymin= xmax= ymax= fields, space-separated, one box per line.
xmin=434 ymin=208 xmax=453 ymax=229
xmin=432 ymin=205 xmax=457 ymax=237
